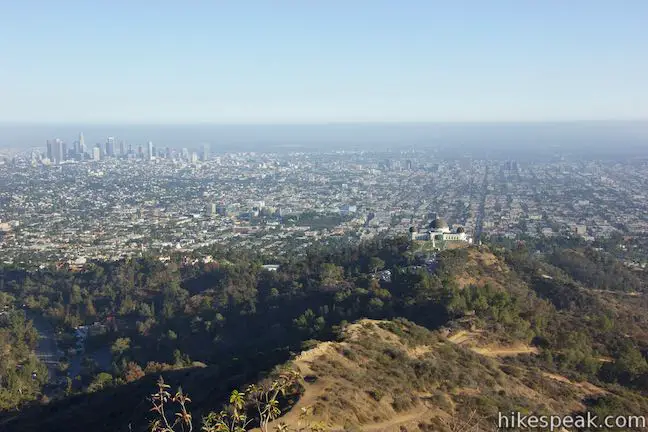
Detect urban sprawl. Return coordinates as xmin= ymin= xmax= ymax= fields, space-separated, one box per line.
xmin=1 ymin=133 xmax=648 ymax=269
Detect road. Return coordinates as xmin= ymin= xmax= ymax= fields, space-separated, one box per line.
xmin=474 ymin=166 xmax=489 ymax=242
xmin=27 ymin=310 xmax=63 ymax=386
xmin=28 ymin=310 xmax=113 ymax=389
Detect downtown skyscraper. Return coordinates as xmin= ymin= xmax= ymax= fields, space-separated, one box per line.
xmin=46 ymin=138 xmax=65 ymax=164
xmin=201 ymin=143 xmax=210 ymax=161
xmin=77 ymin=132 xmax=85 ymax=155
xmin=106 ymin=137 xmax=115 ymax=157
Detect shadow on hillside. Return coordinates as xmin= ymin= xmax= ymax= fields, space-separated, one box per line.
xmin=0 ymin=359 xmax=282 ymax=432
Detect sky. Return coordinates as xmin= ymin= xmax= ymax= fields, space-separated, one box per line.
xmin=0 ymin=1 xmax=647 ymax=124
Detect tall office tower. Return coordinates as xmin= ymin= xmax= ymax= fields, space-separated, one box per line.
xmin=190 ymin=152 xmax=198 ymax=163
xmin=165 ymin=147 xmax=171 ymax=159
xmin=93 ymin=145 xmax=101 ymax=161
xmin=181 ymin=148 xmax=189 ymax=161
xmin=119 ymin=140 xmax=126 ymax=156
xmin=79 ymin=132 xmax=85 ymax=155
xmin=146 ymin=141 xmax=154 ymax=160
xmin=46 ymin=140 xmax=54 ymax=161
xmin=201 ymin=143 xmax=210 ymax=161
xmin=106 ymin=137 xmax=115 ymax=157
xmin=76 ymin=143 xmax=85 ymax=161
xmin=51 ymin=138 xmax=65 ymax=164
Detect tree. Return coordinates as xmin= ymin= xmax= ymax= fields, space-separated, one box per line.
xmin=84 ymin=298 xmax=96 ymax=318
xmin=368 ymin=297 xmax=384 ymax=312
xmin=0 ymin=291 xmax=15 ymax=308
xmin=173 ymin=349 xmax=191 ymax=367
xmin=369 ymin=257 xmax=385 ymax=274
xmin=69 ymin=284 xmax=83 ymax=305
xmin=123 ymin=362 xmax=145 ymax=383
xmin=118 ymin=296 xmax=136 ymax=316
xmin=111 ymin=337 xmax=131 ymax=357
xmin=319 ymin=263 xmax=343 ymax=286
xmin=87 ymin=372 xmax=113 ymax=393
xmin=611 ymin=344 xmax=648 ymax=384
xmin=139 ymin=303 xmax=154 ymax=318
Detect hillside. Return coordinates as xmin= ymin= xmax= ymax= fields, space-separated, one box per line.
xmin=2 ymin=239 xmax=648 ymax=431
xmin=271 ymin=318 xmax=606 ymax=431
xmin=263 ymin=245 xmax=648 ymax=431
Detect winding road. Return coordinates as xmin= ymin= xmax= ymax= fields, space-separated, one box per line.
xmin=27 ymin=310 xmax=63 ymax=386
xmin=28 ymin=310 xmax=113 ymax=388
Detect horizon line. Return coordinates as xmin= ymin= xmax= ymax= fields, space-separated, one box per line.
xmin=1 ymin=118 xmax=647 ymax=127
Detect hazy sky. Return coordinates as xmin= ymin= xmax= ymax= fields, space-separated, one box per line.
xmin=1 ymin=1 xmax=646 ymax=124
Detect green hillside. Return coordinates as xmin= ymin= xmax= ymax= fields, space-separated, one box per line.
xmin=1 ymin=237 xmax=648 ymax=431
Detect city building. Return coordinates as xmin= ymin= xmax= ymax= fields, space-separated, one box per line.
xmin=47 ymin=138 xmax=66 ymax=164
xmin=78 ymin=132 xmax=86 ymax=155
xmin=106 ymin=137 xmax=115 ymax=157
xmin=46 ymin=140 xmax=53 ymax=161
xmin=201 ymin=144 xmax=210 ymax=161
xmin=410 ymin=217 xmax=472 ymax=249
xmin=574 ymin=225 xmax=587 ymax=235
xmin=146 ymin=141 xmax=154 ymax=161
xmin=208 ymin=203 xmax=217 ymax=217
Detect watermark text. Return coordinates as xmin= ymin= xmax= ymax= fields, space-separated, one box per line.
xmin=498 ymin=411 xmax=646 ymax=430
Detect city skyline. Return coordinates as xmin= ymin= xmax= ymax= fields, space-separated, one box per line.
xmin=39 ymin=132 xmax=207 ymax=165
xmin=1 ymin=1 xmax=647 ymax=123
xmin=2 ymin=120 xmax=647 ymax=152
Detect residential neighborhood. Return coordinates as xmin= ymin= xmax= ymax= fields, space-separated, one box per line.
xmin=1 ymin=146 xmax=647 ymax=267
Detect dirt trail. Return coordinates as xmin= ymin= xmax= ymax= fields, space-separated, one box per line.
xmin=447 ymin=330 xmax=538 ymax=357
xmin=472 ymin=345 xmax=539 ymax=357
xmin=276 ymin=343 xmax=336 ymax=427
xmin=265 ymin=402 xmax=432 ymax=432
xmin=447 ymin=330 xmax=472 ymax=344
xmin=276 ymin=331 xmax=436 ymax=432
xmin=293 ymin=341 xmax=336 ymax=375
xmin=590 ymin=289 xmax=641 ymax=297
xmin=344 ymin=405 xmax=432 ymax=432
xmin=542 ymin=372 xmax=607 ymax=396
